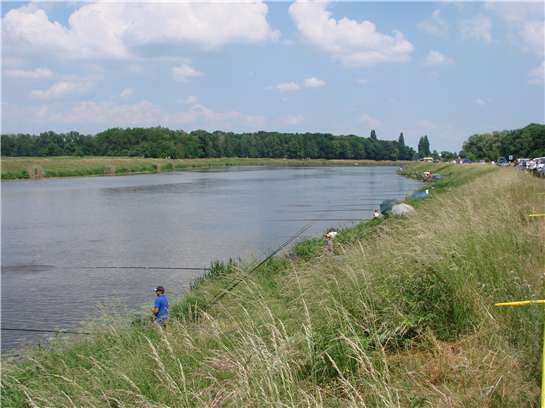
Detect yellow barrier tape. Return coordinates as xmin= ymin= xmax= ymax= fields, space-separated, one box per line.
xmin=495 ymin=299 xmax=545 ymax=307
xmin=529 ymin=214 xmax=545 ymax=217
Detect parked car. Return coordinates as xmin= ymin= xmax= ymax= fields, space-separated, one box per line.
xmin=497 ymin=157 xmax=509 ymax=166
xmin=516 ymin=158 xmax=530 ymax=169
xmin=534 ymin=157 xmax=545 ymax=172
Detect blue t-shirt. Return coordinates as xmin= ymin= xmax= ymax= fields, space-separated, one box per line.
xmin=154 ymin=295 xmax=169 ymax=321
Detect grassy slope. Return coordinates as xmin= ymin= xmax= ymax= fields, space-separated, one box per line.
xmin=0 ymin=157 xmax=408 ymax=179
xmin=2 ymin=164 xmax=544 ymax=407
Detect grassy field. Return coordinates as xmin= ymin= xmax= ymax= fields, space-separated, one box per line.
xmin=0 ymin=157 xmax=410 ymax=179
xmin=2 ymin=164 xmax=544 ymax=407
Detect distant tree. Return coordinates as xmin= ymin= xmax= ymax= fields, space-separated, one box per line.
xmin=370 ymin=129 xmax=377 ymax=140
xmin=440 ymin=151 xmax=457 ymax=161
xmin=417 ymin=135 xmax=431 ymax=157
xmin=398 ymin=132 xmax=405 ymax=146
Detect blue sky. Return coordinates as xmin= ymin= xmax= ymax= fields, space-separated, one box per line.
xmin=2 ymin=1 xmax=544 ymax=152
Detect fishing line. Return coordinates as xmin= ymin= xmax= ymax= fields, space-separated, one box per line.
xmin=271 ymin=218 xmax=363 ymax=222
xmin=207 ymin=222 xmax=314 ymax=306
xmin=3 ymin=265 xmax=210 ymax=271
xmin=1 ymin=327 xmax=90 ymax=335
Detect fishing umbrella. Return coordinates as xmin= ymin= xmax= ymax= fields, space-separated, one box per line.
xmin=391 ymin=203 xmax=416 ymax=216
xmin=379 ymin=199 xmax=399 ymax=214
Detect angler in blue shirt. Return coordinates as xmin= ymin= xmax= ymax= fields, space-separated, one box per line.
xmin=152 ymin=286 xmax=169 ymax=328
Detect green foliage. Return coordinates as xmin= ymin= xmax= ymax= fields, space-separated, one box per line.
xmin=440 ymin=150 xmax=457 ymax=160
xmin=1 ymin=128 xmax=416 ymax=161
xmin=461 ymin=123 xmax=545 ymax=161
xmin=417 ymin=135 xmax=431 ymax=157
xmin=292 ymin=238 xmax=323 ymax=261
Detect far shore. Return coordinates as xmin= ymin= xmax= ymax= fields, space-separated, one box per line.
xmin=1 ymin=156 xmax=412 ymax=180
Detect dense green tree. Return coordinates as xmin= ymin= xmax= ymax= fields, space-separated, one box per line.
xmin=440 ymin=151 xmax=457 ymax=161
xmin=1 ymin=127 xmax=419 ymax=160
xmin=370 ymin=129 xmax=377 ymax=140
xmin=417 ymin=135 xmax=431 ymax=157
xmin=461 ymin=123 xmax=545 ymax=160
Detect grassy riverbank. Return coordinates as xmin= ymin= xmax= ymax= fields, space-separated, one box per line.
xmin=2 ymin=164 xmax=544 ymax=407
xmin=0 ymin=156 xmax=409 ymax=179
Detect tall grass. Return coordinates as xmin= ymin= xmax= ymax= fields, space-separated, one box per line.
xmin=2 ymin=164 xmax=544 ymax=407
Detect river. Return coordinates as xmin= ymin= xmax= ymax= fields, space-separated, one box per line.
xmin=1 ymin=166 xmax=420 ymax=351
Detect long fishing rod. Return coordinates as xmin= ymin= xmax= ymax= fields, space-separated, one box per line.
xmin=2 ymin=226 xmax=314 ymax=335
xmin=78 ymin=266 xmax=209 ymax=271
xmin=3 ymin=265 xmax=210 ymax=271
xmin=1 ymin=327 xmax=90 ymax=335
xmin=272 ymin=218 xmax=363 ymax=222
xmin=207 ymin=222 xmax=313 ymax=306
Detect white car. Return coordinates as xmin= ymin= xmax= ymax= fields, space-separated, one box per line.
xmin=534 ymin=157 xmax=545 ymax=171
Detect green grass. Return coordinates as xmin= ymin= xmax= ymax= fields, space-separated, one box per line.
xmin=2 ymin=163 xmax=544 ymax=407
xmin=0 ymin=156 xmax=410 ymax=179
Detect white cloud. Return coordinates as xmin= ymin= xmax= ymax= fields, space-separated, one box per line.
xmin=274 ymin=77 xmax=326 ymax=92
xmin=30 ymin=79 xmax=92 ymax=100
xmin=475 ymin=97 xmax=492 ymax=106
xmin=120 ymin=88 xmax=133 ymax=98
xmin=486 ymin=2 xmax=544 ymax=57
xmin=418 ymin=9 xmax=448 ymax=35
xmin=183 ymin=95 xmax=199 ymax=105
xmin=289 ymin=0 xmax=413 ymax=66
xmin=303 ymin=77 xmax=326 ymax=88
xmin=2 ymin=2 xmax=279 ymax=60
xmin=276 ymin=82 xmax=300 ymax=92
xmin=171 ymin=103 xmax=266 ymax=128
xmin=356 ymin=79 xmax=368 ymax=85
xmin=425 ymin=50 xmax=454 ymax=65
xmin=460 ymin=15 xmax=492 ymax=43
xmin=360 ymin=113 xmax=382 ymax=129
xmin=22 ymin=99 xmax=266 ymax=130
xmin=281 ymin=114 xmax=304 ymax=126
xmin=529 ymin=60 xmax=544 ymax=85
xmin=519 ymin=21 xmax=545 ymax=56
xmin=4 ymin=67 xmax=53 ymax=79
xmin=485 ymin=2 xmax=544 ymax=24
xmin=49 ymin=100 xmax=164 ymax=125
xmin=172 ymin=64 xmax=202 ymax=82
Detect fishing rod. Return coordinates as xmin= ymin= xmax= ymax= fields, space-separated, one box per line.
xmin=207 ymin=222 xmax=313 ymax=306
xmin=78 ymin=266 xmax=209 ymax=271
xmin=2 ymin=225 xmax=314 ymax=335
xmin=292 ymin=208 xmax=375 ymax=212
xmin=271 ymin=218 xmax=363 ymax=222
xmin=1 ymin=327 xmax=90 ymax=335
xmin=3 ymin=265 xmax=210 ymax=271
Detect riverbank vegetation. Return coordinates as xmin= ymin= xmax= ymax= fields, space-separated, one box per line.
xmin=0 ymin=157 xmax=410 ymax=180
xmin=2 ymin=164 xmax=544 ymax=406
xmin=1 ymin=128 xmax=417 ymax=160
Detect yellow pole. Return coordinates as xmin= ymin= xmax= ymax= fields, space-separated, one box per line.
xmin=495 ymin=300 xmax=545 ymax=307
xmin=529 ymin=214 xmax=545 ymax=218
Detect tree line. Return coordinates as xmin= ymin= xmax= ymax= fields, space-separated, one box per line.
xmin=461 ymin=123 xmax=545 ymax=161
xmin=1 ymin=128 xmax=421 ymax=160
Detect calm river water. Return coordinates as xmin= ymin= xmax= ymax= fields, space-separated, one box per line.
xmin=1 ymin=166 xmax=420 ymax=350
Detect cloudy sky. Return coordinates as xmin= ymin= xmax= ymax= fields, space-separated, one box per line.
xmin=2 ymin=1 xmax=544 ymax=151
